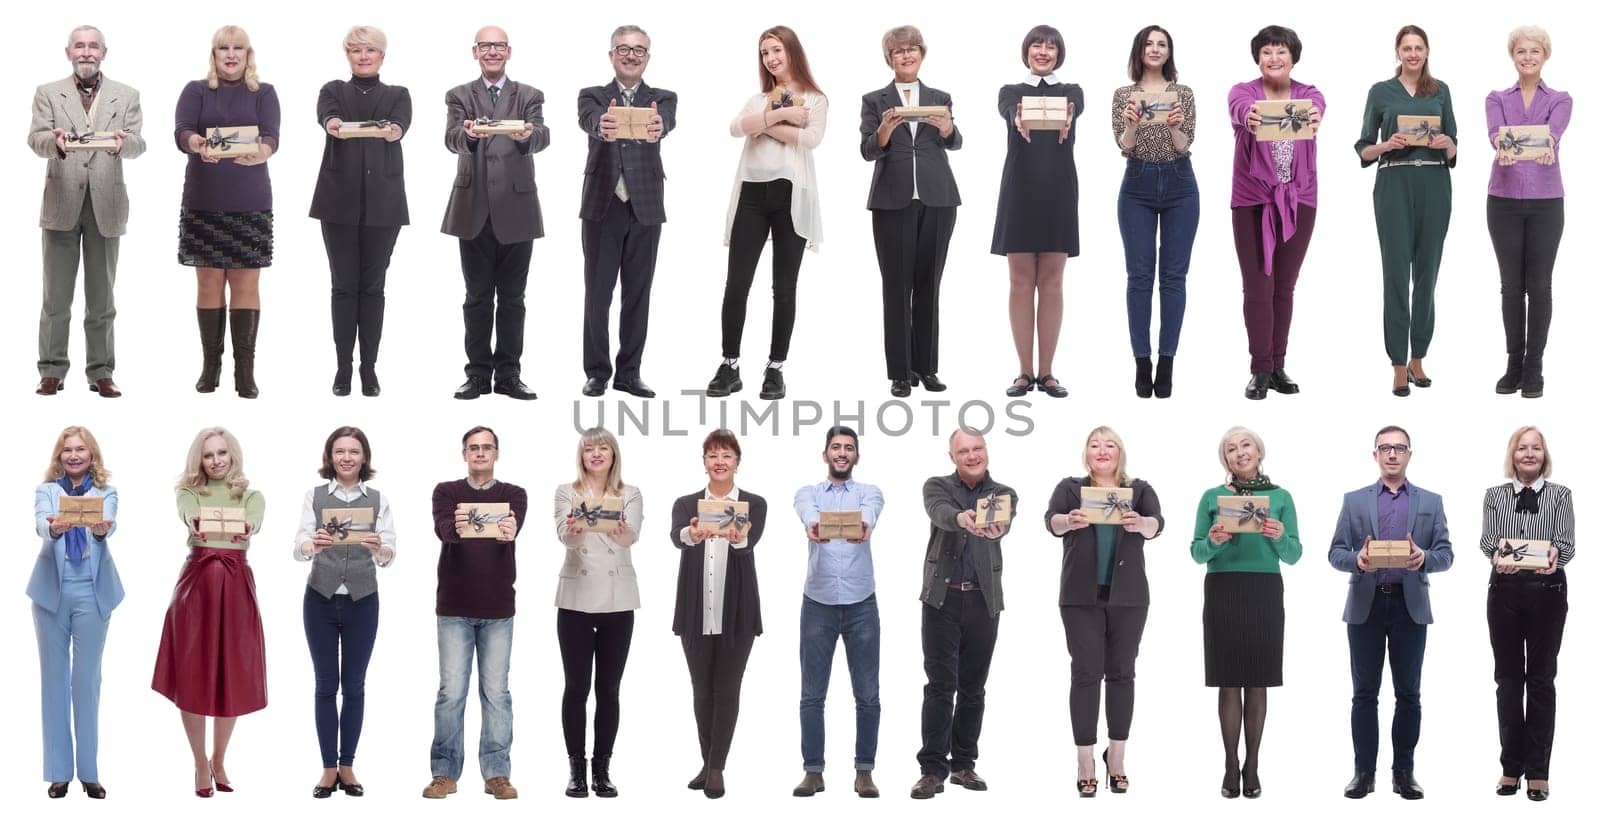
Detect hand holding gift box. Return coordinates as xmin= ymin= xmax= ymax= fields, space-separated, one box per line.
xmin=1253 ymin=99 xmax=1316 ymax=140
xmin=319 ymin=507 xmax=376 ymax=544
xmin=1494 ymin=538 xmax=1553 ymax=572
xmin=57 ymin=495 xmax=105 ymax=527
xmin=1395 ymin=115 xmax=1442 ymax=146
xmin=1365 ymin=538 xmax=1413 ymax=570
xmin=605 ymin=105 xmax=657 ymax=141
xmin=337 ymin=119 xmax=395 ymax=139
xmin=894 ymin=104 xmax=950 ymax=122
xmin=456 ymin=502 xmax=515 ymax=540
xmin=203 ymin=125 xmax=261 ymax=158
xmin=1081 ymin=487 xmax=1134 ymax=525
xmin=1496 ymin=125 xmax=1552 ymax=162
xmin=1216 ymin=495 xmax=1270 ymax=534
xmin=62 ymin=126 xmax=120 ymax=151
xmin=195 ymin=506 xmax=249 ymax=539
xmin=1128 ymin=91 xmax=1178 ymax=123
xmin=817 ymin=510 xmax=865 ymax=541
xmin=697 ymin=499 xmax=751 ymax=539
xmin=569 ymin=496 xmax=625 ymax=535
xmin=466 ymin=117 xmax=532 ymax=138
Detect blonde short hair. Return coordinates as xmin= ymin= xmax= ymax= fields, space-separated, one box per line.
xmin=1503 ymin=425 xmax=1552 ymax=479
xmin=45 ymin=425 xmax=111 ymax=489
xmin=345 ymin=25 xmax=387 ymax=53
xmin=1508 ymin=26 xmax=1552 ymax=58
xmin=1082 ymin=426 xmax=1130 ymax=486
xmin=206 ymin=25 xmax=260 ymax=91
xmin=572 ymin=427 xmax=625 ymax=496
xmin=179 ymin=426 xmax=250 ymax=497
xmin=1217 ymin=426 xmax=1266 ymax=477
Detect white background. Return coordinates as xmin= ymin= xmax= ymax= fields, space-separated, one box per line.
xmin=4 ymin=1 xmax=1594 ymax=822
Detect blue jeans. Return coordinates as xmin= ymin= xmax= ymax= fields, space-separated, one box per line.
xmin=1348 ymin=590 xmax=1427 ymax=772
xmin=304 ymin=587 xmax=379 ymax=768
xmin=431 ymin=616 xmax=514 ymax=780
xmin=1118 ymin=157 xmax=1200 ymax=358
xmin=799 ymin=594 xmax=881 ymax=772
xmin=34 ymin=577 xmax=109 ymax=783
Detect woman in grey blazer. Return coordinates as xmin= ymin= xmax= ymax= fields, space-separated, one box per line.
xmin=29 ymin=425 xmax=124 ymax=799
xmin=553 ymin=427 xmax=643 ymax=798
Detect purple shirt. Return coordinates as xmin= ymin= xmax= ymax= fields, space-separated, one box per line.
xmin=173 ymin=79 xmax=282 ymax=212
xmin=1486 ymin=81 xmax=1570 ymax=199
xmin=1375 ymin=480 xmax=1409 ymax=584
xmin=1228 ymin=78 xmax=1325 ymax=275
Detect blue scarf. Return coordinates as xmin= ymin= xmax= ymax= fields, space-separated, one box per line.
xmin=56 ymin=475 xmax=91 ymax=564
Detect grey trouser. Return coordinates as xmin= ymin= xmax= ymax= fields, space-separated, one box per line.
xmin=40 ymin=196 xmax=118 ymax=380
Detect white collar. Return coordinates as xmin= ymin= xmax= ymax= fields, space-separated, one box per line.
xmin=1021 ymin=72 xmax=1058 ymax=87
xmin=703 ymin=484 xmax=741 ymax=501
xmin=326 ymin=478 xmax=369 ymax=496
xmin=894 ymin=80 xmax=919 ymax=90
xmin=1513 ymin=477 xmax=1546 ymax=494
xmin=482 ymin=76 xmax=508 ymax=91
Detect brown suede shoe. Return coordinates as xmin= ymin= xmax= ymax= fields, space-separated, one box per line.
xmin=949 ymin=768 xmax=988 ymax=791
xmin=484 ymin=776 xmax=518 ymax=799
xmin=855 ymin=770 xmax=880 ymax=798
xmin=910 ymin=774 xmax=944 ymax=799
xmin=421 ymin=776 xmax=456 ymax=799
xmin=793 ymin=772 xmax=825 ymax=797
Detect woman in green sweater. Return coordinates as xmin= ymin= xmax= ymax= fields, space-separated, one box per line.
xmin=1190 ymin=426 xmax=1300 ymax=800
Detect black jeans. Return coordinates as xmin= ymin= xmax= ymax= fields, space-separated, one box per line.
xmin=1486 ymin=195 xmax=1563 ymax=362
xmin=918 ymin=589 xmax=999 ymax=778
xmin=458 ymin=219 xmax=532 ymax=380
xmin=1060 ymin=596 xmax=1149 ymax=745
xmin=321 ymin=222 xmax=400 ymax=370
xmin=1488 ymin=572 xmax=1568 ymax=780
xmin=303 ymin=587 xmax=380 ymax=768
xmin=556 ymin=608 xmax=634 ymax=759
xmin=722 ymin=179 xmax=805 ymax=361
xmin=681 ymin=633 xmax=755 ymax=770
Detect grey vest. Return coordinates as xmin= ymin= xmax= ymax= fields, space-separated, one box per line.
xmin=308 ymin=486 xmax=381 ymax=600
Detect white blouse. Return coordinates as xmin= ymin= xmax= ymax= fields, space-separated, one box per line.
xmin=725 ymin=91 xmax=828 ymax=251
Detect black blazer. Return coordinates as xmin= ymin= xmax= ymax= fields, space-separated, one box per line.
xmin=669 ymin=489 xmax=768 ymax=637
xmin=577 ymin=80 xmax=677 ymax=225
xmin=859 ymin=81 xmax=962 ymax=210
xmin=1044 ymin=477 xmax=1164 ymax=607
xmin=309 ymin=79 xmax=412 ymax=227
xmin=440 ymin=79 xmax=549 ymax=242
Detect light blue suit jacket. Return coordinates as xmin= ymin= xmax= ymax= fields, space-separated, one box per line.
xmin=26 ymin=483 xmax=124 ymax=618
xmin=1328 ymin=480 xmax=1453 ymax=625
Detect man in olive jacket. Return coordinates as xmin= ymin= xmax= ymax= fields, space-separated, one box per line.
xmin=912 ymin=427 xmax=1015 ymax=799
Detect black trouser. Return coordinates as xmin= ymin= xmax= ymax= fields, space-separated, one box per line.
xmin=303 ymin=587 xmax=380 ymax=768
xmin=918 ymin=588 xmax=999 ymax=778
xmin=1488 ymin=572 xmax=1568 ymax=781
xmin=322 ymin=222 xmax=400 ymax=371
xmin=557 ymin=608 xmax=634 ymax=759
xmin=722 ymin=179 xmax=805 ymax=362
xmin=1060 ymin=596 xmax=1148 ymax=746
xmin=458 ymin=219 xmax=532 ymax=380
xmin=873 ymin=201 xmax=956 ymax=380
xmin=1486 ymin=196 xmax=1563 ymax=363
xmin=681 ymin=632 xmax=755 ymax=770
xmin=582 ymin=197 xmax=661 ymax=382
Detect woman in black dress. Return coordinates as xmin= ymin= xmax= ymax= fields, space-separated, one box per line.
xmin=993 ymin=24 xmax=1081 ymax=399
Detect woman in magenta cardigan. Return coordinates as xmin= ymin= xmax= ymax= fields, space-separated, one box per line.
xmin=1228 ymin=25 xmax=1323 ymax=401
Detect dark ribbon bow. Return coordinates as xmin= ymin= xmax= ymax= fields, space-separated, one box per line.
xmin=465 ymin=506 xmax=508 ymax=532
xmin=1496 ymin=130 xmax=1552 ymax=155
xmin=571 ymin=503 xmax=623 ymax=527
xmin=1260 ymin=103 xmax=1310 ymax=134
xmin=1084 ymin=491 xmax=1131 ymax=519
xmin=321 ymin=516 xmax=376 ymax=540
xmin=205 ymin=127 xmax=259 ymax=150
xmin=1496 ymin=540 xmax=1532 ymax=563
xmin=771 ymin=89 xmax=795 ymax=110
xmin=979 ymin=493 xmax=1004 ymax=524
xmin=1135 ymin=99 xmax=1175 ymax=121
xmin=1220 ymin=500 xmax=1269 ymax=529
xmin=1397 ymin=120 xmax=1442 ymax=142
xmin=345 ymin=119 xmax=392 ymax=130
xmin=65 ymin=127 xmax=110 ymax=144
xmin=711 ymin=505 xmax=750 ymax=531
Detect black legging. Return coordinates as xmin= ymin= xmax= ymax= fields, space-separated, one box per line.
xmin=1486 ymin=195 xmax=1563 ymax=364
xmin=721 ymin=179 xmax=805 ymax=362
xmin=556 ymin=608 xmax=634 ymax=759
xmin=1060 ymin=602 xmax=1148 ymax=745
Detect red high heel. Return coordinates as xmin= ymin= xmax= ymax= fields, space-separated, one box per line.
xmin=211 ymin=762 xmax=234 ymax=793
xmin=195 ymin=767 xmax=214 ymax=798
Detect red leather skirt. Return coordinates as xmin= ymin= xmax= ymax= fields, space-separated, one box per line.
xmin=151 ymin=547 xmax=267 ymax=717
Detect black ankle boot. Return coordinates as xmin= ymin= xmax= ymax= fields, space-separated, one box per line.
xmin=195 ymin=308 xmax=226 ymax=393
xmin=1495 ymin=353 xmax=1522 ymax=395
xmin=591 ymin=754 xmax=617 ymax=798
xmin=1521 ymin=355 xmax=1544 ymax=399
xmin=332 ymin=363 xmax=352 ymax=396
xmin=566 ymin=756 xmax=589 ymax=798
xmin=1153 ymin=355 xmax=1174 ymax=398
xmin=1134 ymin=357 xmax=1153 ymax=398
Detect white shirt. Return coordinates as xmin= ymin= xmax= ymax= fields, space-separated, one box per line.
xmin=678 ymin=485 xmax=749 ymax=635
xmin=293 ymin=480 xmax=397 ymax=594
xmin=725 ymin=91 xmax=828 ymax=251
xmin=895 ymin=81 xmax=921 ymax=200
xmin=613 ymin=82 xmax=642 ymax=202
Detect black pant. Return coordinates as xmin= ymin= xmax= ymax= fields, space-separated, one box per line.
xmin=1488 ymin=573 xmax=1568 ymax=780
xmin=556 ymin=608 xmax=634 ymax=759
xmin=1348 ymin=588 xmax=1426 ymax=772
xmin=582 ymin=197 xmax=661 ymax=382
xmin=872 ymin=201 xmax=955 ymax=380
xmin=918 ymin=589 xmax=999 ymax=778
xmin=458 ymin=219 xmax=532 ymax=380
xmin=322 ymin=222 xmax=400 ymax=371
xmin=1060 ymin=598 xmax=1148 ymax=746
xmin=681 ymin=633 xmax=754 ymax=770
xmin=722 ymin=179 xmax=805 ymax=361
xmin=303 ymin=587 xmax=380 ymax=768
xmin=1486 ymin=196 xmax=1563 ymax=362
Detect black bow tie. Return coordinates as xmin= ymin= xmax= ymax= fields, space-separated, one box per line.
xmin=1514 ymin=486 xmax=1540 ymax=514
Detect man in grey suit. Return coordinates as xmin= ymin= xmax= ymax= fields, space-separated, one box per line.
xmin=442 ymin=25 xmax=548 ymax=401
xmin=1328 ymin=425 xmax=1453 ymax=801
xmin=27 ymin=25 xmax=144 ymax=398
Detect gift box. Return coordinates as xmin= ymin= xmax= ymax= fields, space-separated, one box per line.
xmin=1395 ymin=115 xmax=1442 ymax=146
xmin=1255 ymin=99 xmax=1315 ymax=140
xmin=973 ymin=492 xmax=1012 ymax=528
xmin=1129 ymin=90 xmax=1178 ymax=123
xmin=63 ymin=128 xmax=118 ymax=151
xmin=1494 ymin=537 xmax=1551 ymax=570
xmin=338 ymin=119 xmax=393 ymax=139
xmin=471 ymin=118 xmax=529 ymax=136
xmin=1216 ymin=495 xmax=1270 ymax=534
xmin=204 ymin=125 xmax=261 ymax=158
xmin=570 ymin=495 xmax=625 ymax=534
xmin=698 ymin=499 xmax=751 ymax=538
xmin=818 ymin=510 xmax=864 ymax=541
xmin=1368 ymin=539 xmax=1411 ymax=569
xmin=1496 ymin=125 xmax=1552 ymax=161
xmin=320 ymin=507 xmax=376 ymax=544
xmin=768 ymin=89 xmax=807 ymax=110
xmin=197 ymin=506 xmax=249 ymax=536
xmin=458 ymin=502 xmax=513 ymax=540
xmin=607 ymin=106 xmax=654 ymax=140
xmin=895 ymin=105 xmax=949 ymax=122
xmin=1020 ymin=95 xmax=1072 ymax=131
xmin=1081 ymin=487 xmax=1133 ymax=525
xmin=57 ymin=495 xmax=104 ymax=527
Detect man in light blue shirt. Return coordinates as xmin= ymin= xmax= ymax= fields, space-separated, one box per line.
xmin=792 ymin=425 xmax=884 ymax=799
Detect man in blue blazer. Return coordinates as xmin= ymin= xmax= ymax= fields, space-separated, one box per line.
xmin=1328 ymin=425 xmax=1453 ymax=801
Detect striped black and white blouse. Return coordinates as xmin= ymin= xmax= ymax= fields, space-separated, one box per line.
xmin=1478 ymin=479 xmax=1576 ymax=568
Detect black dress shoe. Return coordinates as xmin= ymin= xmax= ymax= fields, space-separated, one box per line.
xmin=1392 ymin=770 xmax=1423 ymax=800
xmin=333 ymin=365 xmax=352 ymax=396
xmin=1242 ymin=762 xmax=1261 ymax=799
xmin=703 ymin=769 xmax=725 ymax=799
xmin=313 ymin=782 xmax=337 ymax=799
xmin=81 ymin=781 xmax=106 ymax=799
xmin=687 ymin=768 xmax=707 ymax=790
xmin=915 ymin=372 xmax=947 ymax=392
xmin=759 ymin=367 xmax=785 ymax=400
xmin=706 ymin=363 xmax=742 ymax=397
xmin=1496 ymin=778 xmax=1520 ymax=796
xmin=1035 ymin=374 xmax=1068 ymax=398
xmin=453 ymin=375 xmax=491 ymax=400
xmin=890 ymin=379 xmax=912 ymax=397
xmin=612 ymin=378 xmax=656 ymax=399
xmin=1344 ymin=771 xmax=1374 ymax=799
xmin=360 ymin=366 xmax=381 ymax=397
xmin=582 ymin=377 xmax=607 ymax=396
xmin=1268 ymin=368 xmax=1299 ymax=394
xmin=1527 ymin=786 xmax=1549 ymax=801
xmin=909 ymin=774 xmax=944 ymax=799
xmin=493 ymin=378 xmax=538 ymax=400
xmin=1220 ymin=767 xmax=1240 ymax=799
xmin=1005 ymin=373 xmax=1033 ymax=397
xmin=1245 ymin=372 xmax=1270 ymax=400
xmin=47 ymin=782 xmax=69 ymax=798
xmin=339 ymin=778 xmax=364 ymax=796
xmin=948 ymin=768 xmax=987 ymax=791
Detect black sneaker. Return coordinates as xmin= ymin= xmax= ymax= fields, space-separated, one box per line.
xmin=759 ymin=367 xmax=786 ymax=400
xmin=706 ymin=363 xmax=742 ymax=397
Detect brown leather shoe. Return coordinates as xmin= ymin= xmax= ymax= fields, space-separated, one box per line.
xmin=949 ymin=768 xmax=988 ymax=791
xmin=89 ymin=378 xmax=122 ymax=398
xmin=792 ymin=772 xmax=825 ymax=797
xmin=855 ymin=770 xmax=879 ymax=798
xmin=909 ymin=774 xmax=944 ymax=799
xmin=421 ymin=775 xmax=456 ymax=799
xmin=484 ymin=776 xmax=518 ymax=799
xmin=36 ymin=377 xmax=62 ymax=396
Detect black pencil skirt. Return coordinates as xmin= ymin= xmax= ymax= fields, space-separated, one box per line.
xmin=1203 ymin=571 xmax=1285 ymax=688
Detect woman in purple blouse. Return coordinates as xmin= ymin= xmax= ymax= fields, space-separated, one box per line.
xmin=1227 ymin=26 xmax=1323 ymax=401
xmin=1486 ymin=26 xmax=1569 ymax=399
xmin=175 ymin=25 xmax=281 ymax=399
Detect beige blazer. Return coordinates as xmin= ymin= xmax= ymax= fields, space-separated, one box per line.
xmin=552 ymin=483 xmax=643 ymax=613
xmin=27 ymin=75 xmax=145 ymax=235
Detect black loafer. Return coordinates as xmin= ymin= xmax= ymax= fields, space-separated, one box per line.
xmin=613 ymin=378 xmax=656 ymax=399
xmin=493 ymin=378 xmax=538 ymax=400
xmin=453 ymin=375 xmax=491 ymax=400
xmin=1268 ymin=368 xmax=1299 ymax=394
xmin=914 ymin=372 xmax=947 ymax=392
xmin=1245 ymin=372 xmax=1270 ymax=400
xmin=1344 ymin=771 xmax=1374 ymax=799
xmin=582 ymin=376 xmax=607 ymax=396
xmin=313 ymin=783 xmax=337 ymax=799
xmin=890 ymin=379 xmax=912 ymax=397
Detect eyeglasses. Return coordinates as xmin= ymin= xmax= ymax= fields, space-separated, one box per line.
xmin=612 ymin=45 xmax=649 ymax=58
xmin=475 ymin=41 xmax=510 ymax=53
xmin=1375 ymin=444 xmax=1410 ymax=456
xmin=465 ymin=443 xmax=498 ymax=454
xmin=889 ymin=47 xmax=921 ymax=58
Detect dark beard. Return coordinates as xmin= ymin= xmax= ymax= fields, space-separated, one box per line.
xmin=827 ymin=464 xmax=853 ymax=482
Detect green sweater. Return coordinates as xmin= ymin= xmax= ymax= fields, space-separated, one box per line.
xmin=178 ymin=479 xmax=266 ymax=551
xmin=1189 ymin=485 xmax=1301 ymax=573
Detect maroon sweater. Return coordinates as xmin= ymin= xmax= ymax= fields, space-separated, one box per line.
xmin=431 ymin=478 xmax=529 ymax=619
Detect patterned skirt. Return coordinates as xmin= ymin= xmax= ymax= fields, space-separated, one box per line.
xmin=178 ymin=208 xmax=273 ymax=268
xmin=1203 ymin=571 xmax=1286 ymax=687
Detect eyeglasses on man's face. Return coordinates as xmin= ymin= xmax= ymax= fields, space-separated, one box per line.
xmin=612 ymin=45 xmax=649 ymax=58
xmin=475 ymin=41 xmax=510 ymax=54
xmin=465 ymin=443 xmax=499 ymax=454
xmin=1375 ymin=444 xmax=1410 ymax=456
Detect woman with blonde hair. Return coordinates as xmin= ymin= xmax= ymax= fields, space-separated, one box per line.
xmin=29 ymin=426 xmax=124 ymax=799
xmin=1189 ymin=426 xmax=1301 ymax=798
xmin=152 ymin=426 xmax=267 ymax=797
xmin=1044 ymin=426 xmax=1163 ymax=795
